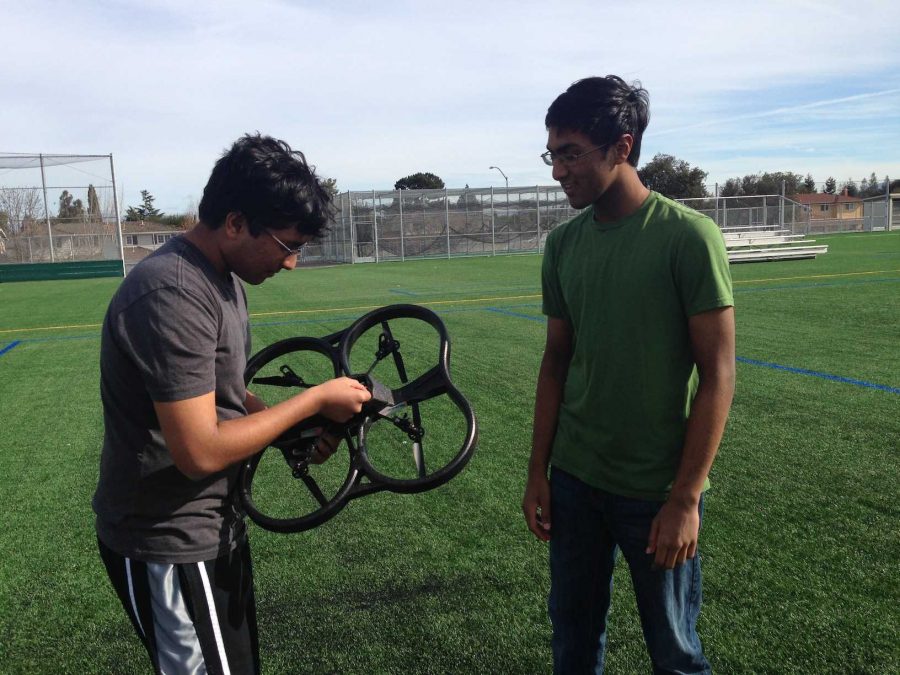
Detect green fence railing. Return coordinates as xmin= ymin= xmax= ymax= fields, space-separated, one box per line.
xmin=0 ymin=260 xmax=124 ymax=283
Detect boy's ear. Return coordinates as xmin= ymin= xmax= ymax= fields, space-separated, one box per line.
xmin=223 ymin=212 xmax=245 ymax=239
xmin=612 ymin=134 xmax=634 ymax=165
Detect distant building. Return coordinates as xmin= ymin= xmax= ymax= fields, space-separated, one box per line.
xmin=120 ymin=220 xmax=187 ymax=269
xmin=791 ymin=189 xmax=863 ymax=221
xmin=121 ymin=220 xmax=186 ymax=247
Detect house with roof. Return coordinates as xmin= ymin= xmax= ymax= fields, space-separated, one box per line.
xmin=121 ymin=220 xmax=186 ymax=249
xmin=119 ymin=220 xmax=188 ymax=270
xmin=791 ymin=189 xmax=863 ymax=221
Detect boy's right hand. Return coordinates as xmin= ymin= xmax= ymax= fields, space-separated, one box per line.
xmin=312 ymin=377 xmax=372 ymax=422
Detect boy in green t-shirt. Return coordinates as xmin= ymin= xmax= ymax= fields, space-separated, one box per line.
xmin=522 ymin=76 xmax=735 ymax=673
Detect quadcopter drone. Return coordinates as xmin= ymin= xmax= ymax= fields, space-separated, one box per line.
xmin=238 ymin=303 xmax=478 ymax=533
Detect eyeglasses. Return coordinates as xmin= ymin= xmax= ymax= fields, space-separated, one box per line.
xmin=540 ymin=145 xmax=608 ymax=167
xmin=264 ymin=229 xmax=307 ymax=257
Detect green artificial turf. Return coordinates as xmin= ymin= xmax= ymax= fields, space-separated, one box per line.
xmin=0 ymin=232 xmax=897 ymax=673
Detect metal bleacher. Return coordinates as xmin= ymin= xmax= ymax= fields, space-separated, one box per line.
xmin=723 ymin=227 xmax=828 ymax=263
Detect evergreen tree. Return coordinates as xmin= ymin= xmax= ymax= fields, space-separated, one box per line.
xmin=802 ymin=174 xmax=816 ymax=193
xmin=139 ymin=190 xmax=163 ymax=219
xmin=824 ymin=177 xmax=836 ymax=194
xmin=125 ymin=190 xmax=164 ymax=221
xmin=87 ymin=184 xmax=102 ymax=222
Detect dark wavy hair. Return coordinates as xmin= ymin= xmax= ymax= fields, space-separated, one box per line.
xmin=198 ymin=133 xmax=334 ymax=237
xmin=545 ymin=76 xmax=650 ymax=167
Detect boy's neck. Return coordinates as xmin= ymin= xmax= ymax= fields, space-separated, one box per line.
xmin=592 ymin=167 xmax=650 ymax=223
xmin=184 ymin=222 xmax=228 ymax=276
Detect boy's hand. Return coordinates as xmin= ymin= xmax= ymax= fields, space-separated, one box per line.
xmin=313 ymin=377 xmax=372 ymax=422
xmin=522 ymin=471 xmax=552 ymax=542
xmin=309 ymin=430 xmax=342 ymax=464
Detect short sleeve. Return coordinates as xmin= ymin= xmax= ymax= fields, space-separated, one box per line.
xmin=541 ymin=230 xmax=569 ymax=321
xmin=113 ymin=287 xmax=219 ymax=402
xmin=674 ymin=218 xmax=734 ymax=316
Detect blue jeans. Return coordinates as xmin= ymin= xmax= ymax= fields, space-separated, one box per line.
xmin=549 ymin=468 xmax=710 ymax=675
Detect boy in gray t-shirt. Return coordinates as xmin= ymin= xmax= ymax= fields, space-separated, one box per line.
xmin=94 ymin=134 xmax=372 ymax=674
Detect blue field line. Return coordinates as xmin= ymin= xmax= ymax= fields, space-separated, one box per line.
xmin=735 ymin=277 xmax=900 ymax=294
xmin=0 ymin=340 xmax=22 ymax=357
xmin=16 ymin=334 xmax=99 ymax=344
xmin=483 ymin=307 xmax=546 ymax=323
xmin=388 ymin=289 xmax=420 ymax=297
xmin=736 ymin=357 xmax=900 ymax=395
xmin=478 ymin=309 xmax=899 ymax=395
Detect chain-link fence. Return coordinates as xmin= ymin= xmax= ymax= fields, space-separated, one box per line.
xmin=0 ymin=154 xmax=124 ymax=270
xmin=301 ymin=186 xmax=578 ymax=264
xmin=301 ymin=187 xmax=894 ymax=265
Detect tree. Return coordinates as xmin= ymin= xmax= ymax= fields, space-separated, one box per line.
xmin=57 ymin=190 xmax=84 ymax=220
xmin=860 ymin=173 xmax=890 ymax=198
xmin=321 ymin=177 xmax=339 ymax=198
xmin=802 ymin=174 xmax=816 ymax=193
xmin=756 ymin=172 xmax=804 ymax=196
xmin=719 ymin=178 xmax=743 ymax=197
xmin=840 ymin=179 xmax=858 ymax=197
xmin=87 ymin=184 xmax=102 ymax=222
xmin=824 ymin=177 xmax=836 ymax=194
xmin=718 ymin=171 xmax=805 ymax=197
xmin=125 ymin=189 xmax=164 ymax=221
xmin=394 ymin=172 xmax=445 ymax=190
xmin=457 ymin=184 xmax=480 ymax=210
xmin=637 ymin=154 xmax=708 ymax=199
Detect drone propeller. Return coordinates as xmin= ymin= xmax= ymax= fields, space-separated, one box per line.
xmin=237 ymin=304 xmax=478 ymax=533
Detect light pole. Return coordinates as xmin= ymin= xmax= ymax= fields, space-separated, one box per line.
xmin=489 ymin=166 xmax=509 ymax=218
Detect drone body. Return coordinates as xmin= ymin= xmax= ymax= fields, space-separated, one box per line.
xmin=240 ymin=304 xmax=478 ymax=533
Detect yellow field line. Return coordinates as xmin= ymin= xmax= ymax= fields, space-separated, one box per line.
xmin=3 ymin=270 xmax=898 ymax=336
xmin=733 ymin=269 xmax=900 ymax=284
xmin=0 ymin=322 xmax=103 ymax=335
xmin=248 ymin=293 xmax=541 ymax=318
xmin=0 ymin=294 xmax=542 ymax=335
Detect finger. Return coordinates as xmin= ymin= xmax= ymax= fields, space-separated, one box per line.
xmin=533 ymin=511 xmax=551 ymax=542
xmin=318 ymin=435 xmax=338 ymax=454
xmin=664 ymin=547 xmax=679 ymax=570
xmin=653 ymin=544 xmax=668 ymax=570
xmin=522 ymin=503 xmax=537 ymax=536
xmin=646 ymin=518 xmax=659 ymax=554
xmin=539 ymin=493 xmax=551 ymax=530
xmin=309 ymin=441 xmax=326 ymax=464
xmin=674 ymin=545 xmax=688 ymax=568
xmin=687 ymin=541 xmax=697 ymax=560
xmin=522 ymin=502 xmax=549 ymax=542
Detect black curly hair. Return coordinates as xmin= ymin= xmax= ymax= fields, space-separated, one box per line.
xmin=198 ymin=133 xmax=334 ymax=238
xmin=545 ymin=76 xmax=650 ymax=167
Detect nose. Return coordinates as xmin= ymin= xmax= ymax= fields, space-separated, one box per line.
xmin=551 ymin=160 xmax=568 ymax=182
xmin=281 ymin=253 xmax=298 ymax=271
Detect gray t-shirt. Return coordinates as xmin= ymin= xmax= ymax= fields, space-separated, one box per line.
xmin=93 ymin=236 xmax=251 ymax=563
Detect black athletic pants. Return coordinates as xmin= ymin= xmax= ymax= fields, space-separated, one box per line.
xmin=98 ymin=537 xmax=260 ymax=675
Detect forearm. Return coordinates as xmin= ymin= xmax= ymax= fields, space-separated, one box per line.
xmin=528 ymin=352 xmax=568 ymax=478
xmin=159 ymin=388 xmax=324 ymax=479
xmin=215 ymin=392 xmax=323 ymax=463
xmin=160 ymin=377 xmax=370 ymax=479
xmin=669 ymin=369 xmax=734 ymax=505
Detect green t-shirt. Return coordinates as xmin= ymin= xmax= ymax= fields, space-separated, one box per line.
xmin=542 ymin=191 xmax=733 ymax=500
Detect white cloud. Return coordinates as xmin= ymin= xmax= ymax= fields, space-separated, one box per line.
xmin=1 ymin=0 xmax=898 ymax=211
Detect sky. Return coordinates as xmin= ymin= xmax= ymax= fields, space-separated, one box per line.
xmin=2 ymin=0 xmax=899 ymax=214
